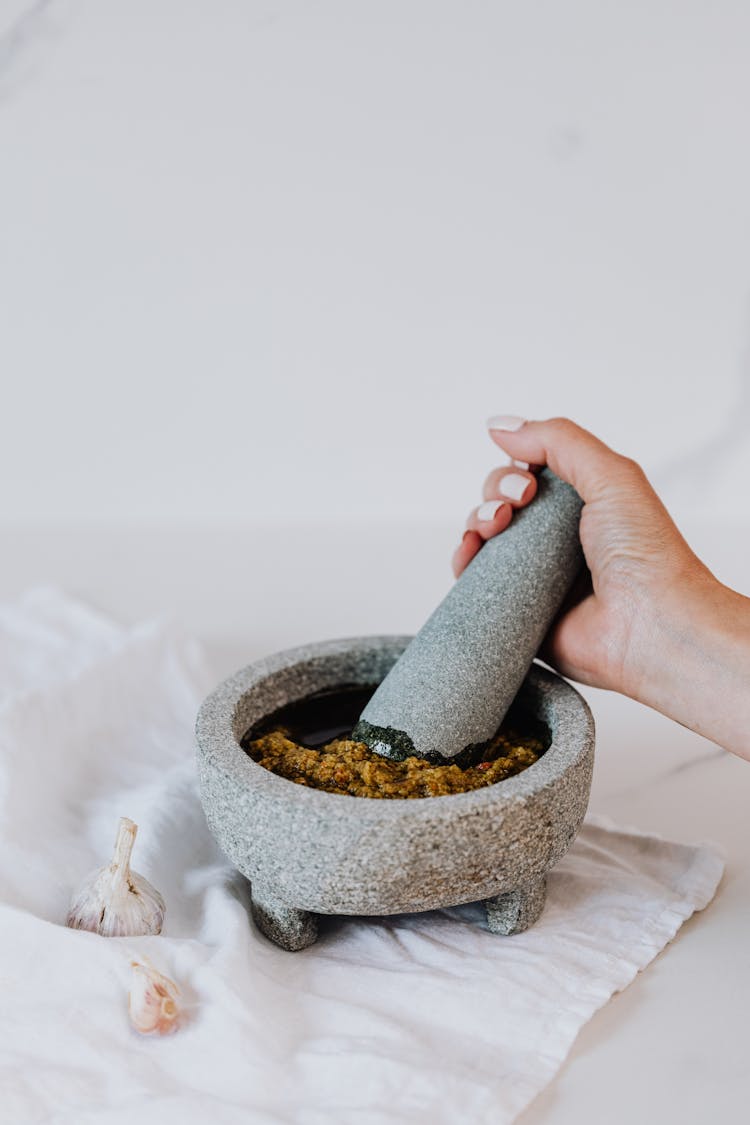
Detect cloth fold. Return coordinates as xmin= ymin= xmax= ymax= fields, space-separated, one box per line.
xmin=0 ymin=588 xmax=724 ymax=1125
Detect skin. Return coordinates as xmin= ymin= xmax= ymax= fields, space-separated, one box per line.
xmin=452 ymin=416 xmax=750 ymax=762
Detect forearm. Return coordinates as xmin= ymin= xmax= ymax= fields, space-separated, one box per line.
xmin=633 ymin=575 xmax=750 ymax=761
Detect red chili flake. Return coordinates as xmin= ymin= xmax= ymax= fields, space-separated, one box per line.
xmin=477 ymin=761 xmax=492 ymax=771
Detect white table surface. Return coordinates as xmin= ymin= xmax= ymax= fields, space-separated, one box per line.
xmin=1 ymin=516 xmax=748 ymax=1124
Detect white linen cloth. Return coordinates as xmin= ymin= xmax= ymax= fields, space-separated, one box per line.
xmin=0 ymin=588 xmax=724 ymax=1125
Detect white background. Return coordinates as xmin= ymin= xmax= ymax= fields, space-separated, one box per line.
xmin=1 ymin=6 xmax=750 ymax=1122
xmin=2 ymin=0 xmax=750 ymax=530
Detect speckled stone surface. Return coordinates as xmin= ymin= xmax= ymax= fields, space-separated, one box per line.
xmin=485 ymin=876 xmax=548 ymax=935
xmin=195 ymin=636 xmax=595 ymax=951
xmin=353 ymin=469 xmax=583 ymax=762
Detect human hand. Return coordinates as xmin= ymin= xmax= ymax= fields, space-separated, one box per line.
xmin=452 ymin=415 xmax=750 ymax=759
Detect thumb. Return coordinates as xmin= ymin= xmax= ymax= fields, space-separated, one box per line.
xmin=486 ymin=415 xmax=635 ymax=504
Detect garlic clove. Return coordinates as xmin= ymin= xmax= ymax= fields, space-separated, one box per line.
xmin=128 ymin=958 xmax=182 ymax=1036
xmin=66 ymin=817 xmax=166 ymax=937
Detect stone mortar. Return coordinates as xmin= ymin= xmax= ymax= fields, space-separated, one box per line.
xmin=195 ymin=636 xmax=595 ymax=951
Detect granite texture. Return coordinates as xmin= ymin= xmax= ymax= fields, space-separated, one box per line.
xmin=485 ymin=876 xmax=548 ymax=935
xmin=195 ymin=636 xmax=595 ymax=951
xmin=353 ymin=469 xmax=583 ymax=762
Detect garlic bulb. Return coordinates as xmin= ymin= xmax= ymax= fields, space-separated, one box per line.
xmin=66 ymin=817 xmax=165 ymax=937
xmin=129 ymin=958 xmax=182 ymax=1035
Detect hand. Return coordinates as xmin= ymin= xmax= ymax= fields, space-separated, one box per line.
xmin=453 ymin=415 xmax=750 ymax=760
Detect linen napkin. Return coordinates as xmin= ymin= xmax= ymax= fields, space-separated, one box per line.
xmin=0 ymin=587 xmax=724 ymax=1125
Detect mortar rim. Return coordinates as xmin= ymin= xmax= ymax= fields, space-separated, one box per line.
xmin=195 ymin=634 xmax=595 ymax=814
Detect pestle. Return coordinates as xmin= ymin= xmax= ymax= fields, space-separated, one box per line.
xmin=352 ymin=468 xmax=584 ymax=763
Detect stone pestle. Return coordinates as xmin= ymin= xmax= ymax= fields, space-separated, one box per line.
xmin=352 ymin=468 xmax=584 ymax=763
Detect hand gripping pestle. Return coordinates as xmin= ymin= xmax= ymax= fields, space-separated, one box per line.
xmin=352 ymin=468 xmax=584 ymax=763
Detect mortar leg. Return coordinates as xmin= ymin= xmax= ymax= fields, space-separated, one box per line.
xmin=485 ymin=875 xmax=547 ymax=935
xmin=250 ymin=883 xmax=318 ymax=951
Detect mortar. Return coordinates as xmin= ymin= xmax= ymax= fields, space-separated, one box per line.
xmin=196 ymin=636 xmax=594 ymax=951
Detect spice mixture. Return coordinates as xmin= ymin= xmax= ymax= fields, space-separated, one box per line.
xmin=244 ymin=726 xmax=543 ymax=799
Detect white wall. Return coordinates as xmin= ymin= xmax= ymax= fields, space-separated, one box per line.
xmin=2 ymin=0 xmax=749 ymax=528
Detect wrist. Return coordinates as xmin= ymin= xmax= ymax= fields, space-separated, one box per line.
xmin=632 ymin=571 xmax=750 ymax=759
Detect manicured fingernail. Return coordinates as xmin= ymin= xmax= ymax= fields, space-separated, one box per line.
xmin=486 ymin=414 xmax=526 ymax=432
xmin=477 ymin=499 xmax=507 ymax=522
xmin=498 ymin=473 xmax=531 ymax=502
xmin=513 ymin=459 xmax=530 ymax=471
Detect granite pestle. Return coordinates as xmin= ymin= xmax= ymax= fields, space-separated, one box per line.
xmin=352 ymin=468 xmax=584 ymax=763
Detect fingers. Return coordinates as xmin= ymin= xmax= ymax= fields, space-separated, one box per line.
xmin=539 ymin=593 xmax=604 ymax=687
xmin=452 ymin=460 xmax=538 ymax=578
xmin=481 ymin=467 xmax=538 ymax=507
xmin=453 ymin=412 xmax=638 ymax=579
xmin=486 ymin=415 xmax=636 ymax=503
xmin=467 ymin=499 xmax=514 ymax=539
xmin=493 ymin=449 xmax=532 ymax=472
xmin=451 ymin=529 xmax=482 ymax=578
xmin=452 ymin=499 xmax=515 ymax=577
xmin=537 ymin=568 xmax=594 ymax=669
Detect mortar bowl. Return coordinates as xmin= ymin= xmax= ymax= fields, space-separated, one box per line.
xmin=195 ymin=635 xmax=595 ymax=951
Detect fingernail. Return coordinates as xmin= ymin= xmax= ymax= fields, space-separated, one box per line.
xmin=486 ymin=414 xmax=526 ymax=432
xmin=477 ymin=499 xmax=507 ymax=522
xmin=498 ymin=473 xmax=531 ymax=502
xmin=513 ymin=459 xmax=530 ymax=471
